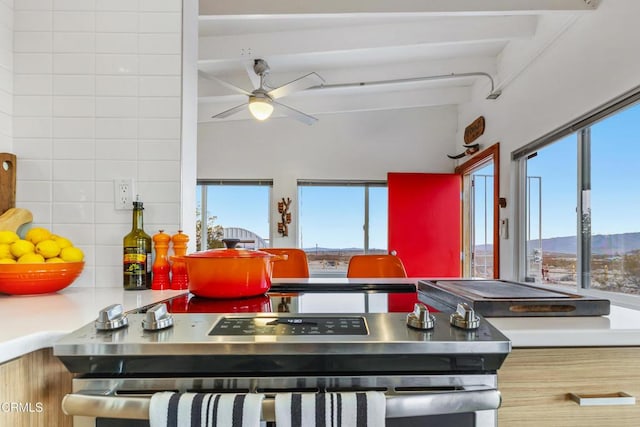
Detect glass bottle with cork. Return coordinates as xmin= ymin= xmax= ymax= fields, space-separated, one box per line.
xmin=123 ymin=196 xmax=152 ymax=290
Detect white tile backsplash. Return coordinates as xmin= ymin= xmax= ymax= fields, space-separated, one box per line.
xmin=53 ymin=74 xmax=94 ymax=95
xmin=53 ymin=117 xmax=95 ymax=138
xmin=138 ymin=33 xmax=180 ymax=54
xmin=95 ymin=12 xmax=138 ymax=33
xmin=95 ymin=33 xmax=137 ymax=54
xmin=95 ymin=53 xmax=138 ymax=75
xmin=95 ymin=75 xmax=137 ymax=96
xmin=14 ymin=11 xmax=52 ymax=31
xmin=14 ymin=73 xmax=52 ymax=94
xmin=52 ymin=158 xmax=95 ymax=180
xmin=138 ymin=118 xmax=180 ymax=139
xmin=53 ymin=180 xmax=95 ymax=201
xmin=14 ymin=52 xmax=52 ymax=73
xmin=139 ymin=54 xmax=180 ymax=75
xmin=15 ymin=0 xmax=53 ymax=11
xmin=95 ymin=0 xmax=138 ymax=12
xmin=53 ymin=53 xmax=95 ymax=74
xmin=139 ymin=12 xmax=181 ymax=33
xmin=53 ymin=0 xmax=95 ymax=11
xmin=139 ymin=75 xmax=180 ymax=96
xmin=138 ymin=96 xmax=180 ymax=118
xmin=96 ymin=96 xmax=137 ymax=117
xmin=53 ymin=32 xmax=96 ymax=53
xmin=94 ymin=159 xmax=137 ymax=180
xmin=52 ymin=202 xmax=95 ymax=223
xmin=14 ymin=95 xmax=52 ymax=116
xmin=13 ymin=0 xmax=183 ymax=287
xmin=13 ymin=116 xmax=51 ymax=137
xmin=14 ymin=31 xmax=52 ymax=52
xmin=53 ymin=96 xmax=95 ymax=117
xmin=53 ymin=11 xmax=95 ymax=32
xmin=53 ymin=139 xmax=95 ymax=159
xmin=95 ymin=117 xmax=137 ymax=138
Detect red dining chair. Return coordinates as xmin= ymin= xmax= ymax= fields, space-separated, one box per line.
xmin=346 ymin=254 xmax=407 ymax=278
xmin=262 ymin=248 xmax=310 ymax=278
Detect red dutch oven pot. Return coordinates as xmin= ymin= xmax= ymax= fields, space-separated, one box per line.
xmin=181 ymin=239 xmax=284 ymax=299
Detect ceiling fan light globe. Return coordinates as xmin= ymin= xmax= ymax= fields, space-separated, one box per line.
xmin=248 ymin=98 xmax=274 ymax=121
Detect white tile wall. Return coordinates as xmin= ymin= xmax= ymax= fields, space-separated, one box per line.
xmin=12 ymin=0 xmax=183 ymax=288
xmin=0 ymin=0 xmax=11 ymax=152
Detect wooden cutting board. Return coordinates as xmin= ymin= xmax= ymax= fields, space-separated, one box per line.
xmin=0 ymin=208 xmax=33 ymax=233
xmin=0 ymin=153 xmax=16 ymax=215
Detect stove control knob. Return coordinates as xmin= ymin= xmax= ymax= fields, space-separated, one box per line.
xmin=450 ymin=303 xmax=480 ymax=330
xmin=406 ymin=303 xmax=435 ymax=330
xmin=142 ymin=303 xmax=174 ymax=331
xmin=95 ymin=304 xmax=129 ymax=331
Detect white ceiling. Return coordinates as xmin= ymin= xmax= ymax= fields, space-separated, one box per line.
xmin=197 ymin=0 xmax=599 ymax=124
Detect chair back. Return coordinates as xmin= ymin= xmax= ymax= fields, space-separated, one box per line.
xmin=262 ymin=248 xmax=310 ymax=278
xmin=346 ymin=254 xmax=407 ymax=278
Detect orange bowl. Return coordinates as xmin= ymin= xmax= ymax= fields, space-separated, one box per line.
xmin=0 ymin=262 xmax=84 ymax=295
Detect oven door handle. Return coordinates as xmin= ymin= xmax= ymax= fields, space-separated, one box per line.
xmin=62 ymin=386 xmax=501 ymax=421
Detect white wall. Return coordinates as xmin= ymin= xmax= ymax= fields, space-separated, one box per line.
xmin=198 ymin=106 xmax=458 ymax=246
xmin=12 ymin=0 xmax=184 ymax=287
xmin=0 ymin=0 xmax=11 ymax=152
xmin=458 ymin=0 xmax=640 ymax=279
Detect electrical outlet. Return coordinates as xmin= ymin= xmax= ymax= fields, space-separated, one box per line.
xmin=114 ymin=178 xmax=135 ymax=210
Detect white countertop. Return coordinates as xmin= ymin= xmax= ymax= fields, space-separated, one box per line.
xmin=0 ymin=287 xmax=185 ymax=364
xmin=1 ymin=282 xmax=640 ymax=364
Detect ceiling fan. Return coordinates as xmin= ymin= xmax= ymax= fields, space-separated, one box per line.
xmin=200 ymin=59 xmax=325 ymax=125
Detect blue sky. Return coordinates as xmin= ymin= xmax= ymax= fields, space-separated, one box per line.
xmin=528 ymin=102 xmax=640 ymax=238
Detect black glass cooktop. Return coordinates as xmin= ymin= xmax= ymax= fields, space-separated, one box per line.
xmin=209 ymin=316 xmax=368 ymax=336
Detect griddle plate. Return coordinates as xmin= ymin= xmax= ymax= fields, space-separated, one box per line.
xmin=440 ymin=280 xmax=571 ymax=300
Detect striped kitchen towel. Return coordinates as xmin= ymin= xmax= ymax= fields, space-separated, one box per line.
xmin=149 ymin=392 xmax=265 ymax=427
xmin=275 ymin=392 xmax=386 ymax=427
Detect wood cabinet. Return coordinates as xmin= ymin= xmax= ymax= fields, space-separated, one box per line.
xmin=0 ymin=348 xmax=73 ymax=427
xmin=498 ymin=347 xmax=640 ymax=426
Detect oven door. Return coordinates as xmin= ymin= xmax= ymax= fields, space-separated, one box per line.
xmin=63 ymin=374 xmax=500 ymax=427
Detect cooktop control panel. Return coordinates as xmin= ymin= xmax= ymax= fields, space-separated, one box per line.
xmin=209 ymin=316 xmax=368 ymax=336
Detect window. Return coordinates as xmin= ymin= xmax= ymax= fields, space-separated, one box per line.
xmin=196 ymin=181 xmax=272 ymax=251
xmin=524 ymin=135 xmax=577 ymax=286
xmin=298 ymin=182 xmax=387 ymax=276
xmin=590 ymin=103 xmax=640 ymax=294
xmin=517 ymin=88 xmax=640 ymax=299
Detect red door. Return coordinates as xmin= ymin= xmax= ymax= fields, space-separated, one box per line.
xmin=388 ymin=172 xmax=461 ymax=277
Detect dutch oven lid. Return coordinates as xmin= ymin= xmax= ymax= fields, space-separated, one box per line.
xmin=187 ymin=238 xmax=273 ymax=259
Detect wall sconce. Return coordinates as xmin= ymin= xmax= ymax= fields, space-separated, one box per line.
xmin=277 ymin=197 xmax=292 ymax=237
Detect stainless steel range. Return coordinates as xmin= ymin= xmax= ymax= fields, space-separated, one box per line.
xmin=53 ymin=282 xmax=511 ymax=427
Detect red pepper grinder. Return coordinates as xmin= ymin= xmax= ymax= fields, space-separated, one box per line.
xmin=151 ymin=230 xmax=171 ymax=290
xmin=170 ymin=230 xmax=189 ymax=290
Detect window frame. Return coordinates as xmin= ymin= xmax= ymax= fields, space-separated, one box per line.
xmin=513 ymin=86 xmax=640 ymax=308
xmin=196 ymin=179 xmax=273 ymax=251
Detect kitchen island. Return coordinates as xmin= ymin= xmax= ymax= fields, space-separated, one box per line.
xmin=1 ymin=279 xmax=639 ymax=427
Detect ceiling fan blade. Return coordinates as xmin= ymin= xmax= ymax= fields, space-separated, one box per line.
xmin=267 ymin=72 xmax=325 ymax=100
xmin=198 ymin=70 xmax=252 ymax=96
xmin=243 ymin=60 xmax=261 ymax=89
xmin=211 ymin=103 xmax=247 ymax=119
xmin=273 ymin=101 xmax=318 ymax=126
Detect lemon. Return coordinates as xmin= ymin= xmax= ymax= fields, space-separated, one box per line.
xmin=0 ymin=230 xmax=19 ymax=245
xmin=0 ymin=243 xmax=14 ymax=260
xmin=17 ymin=253 xmax=45 ymax=263
xmin=51 ymin=235 xmax=73 ymax=249
xmin=60 ymin=246 xmax=84 ymax=262
xmin=0 ymin=258 xmax=16 ymax=264
xmin=25 ymin=227 xmax=52 ymax=245
xmin=35 ymin=239 xmax=61 ymax=259
xmin=10 ymin=239 xmax=35 ymax=258
xmin=46 ymin=257 xmax=65 ymax=263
